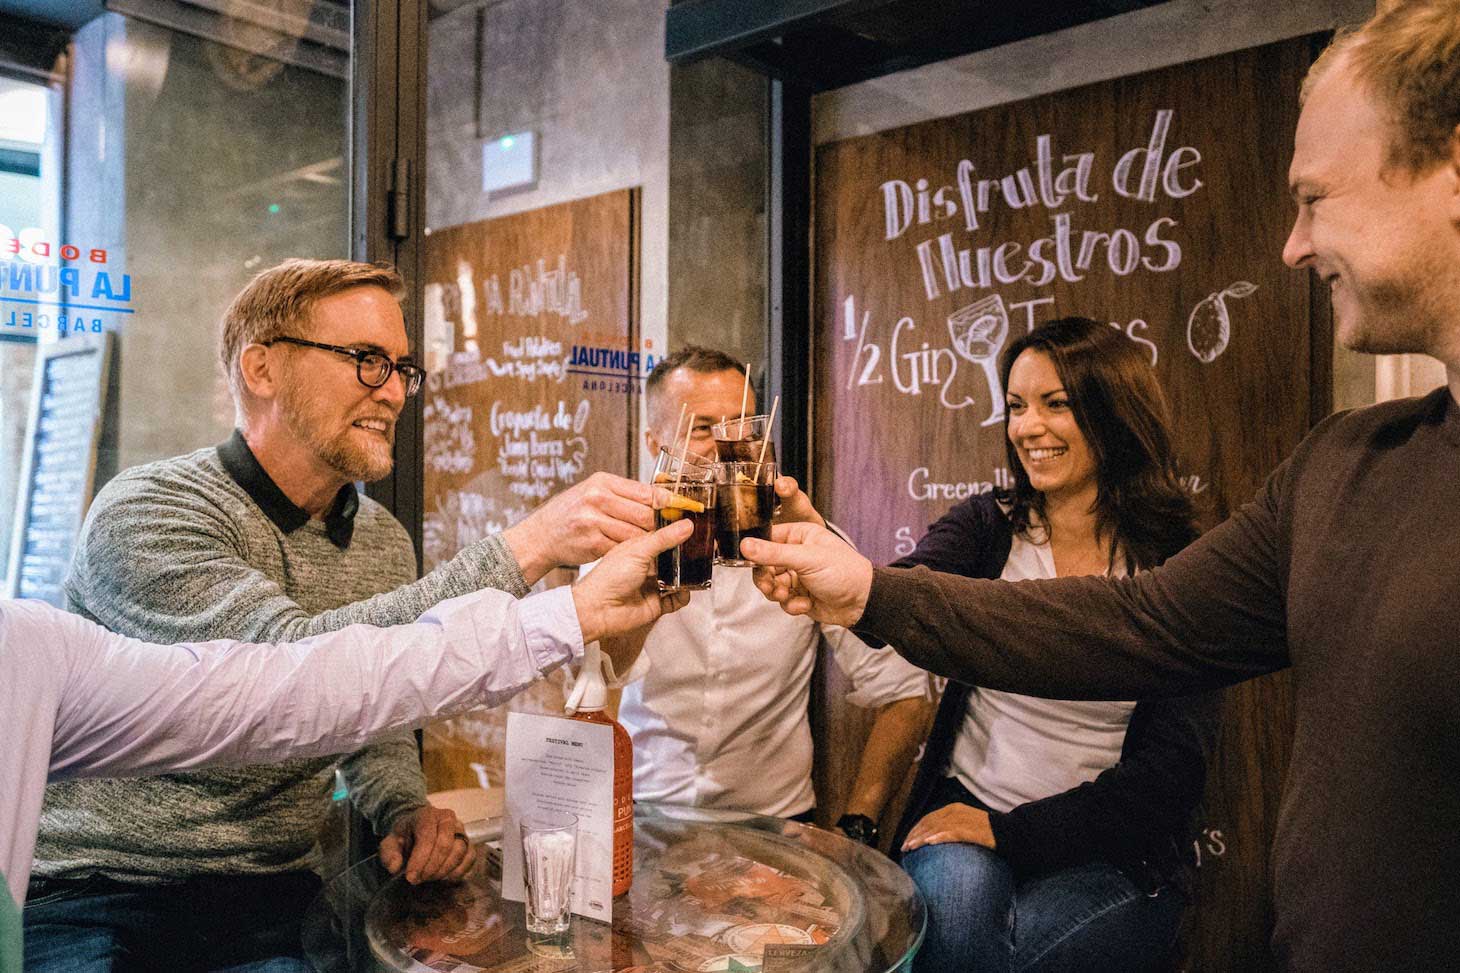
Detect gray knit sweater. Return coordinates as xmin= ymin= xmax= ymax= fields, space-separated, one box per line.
xmin=33 ymin=440 xmax=528 ymax=882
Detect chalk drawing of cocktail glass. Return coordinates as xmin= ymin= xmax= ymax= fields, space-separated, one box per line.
xmin=947 ymin=295 xmax=1010 ymax=426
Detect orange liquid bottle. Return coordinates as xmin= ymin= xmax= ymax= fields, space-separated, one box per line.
xmin=567 ymin=644 xmax=634 ymax=896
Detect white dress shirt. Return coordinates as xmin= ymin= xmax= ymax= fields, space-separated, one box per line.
xmin=951 ymin=533 xmax=1136 ymax=812
xmin=614 ymin=565 xmax=930 ymax=817
xmin=1 ymin=585 xmax=582 ymax=909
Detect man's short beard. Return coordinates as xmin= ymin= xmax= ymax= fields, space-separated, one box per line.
xmin=279 ymin=379 xmax=394 ymax=483
xmin=1344 ymin=271 xmax=1444 ymax=357
xmin=316 ymin=429 xmax=393 ymax=482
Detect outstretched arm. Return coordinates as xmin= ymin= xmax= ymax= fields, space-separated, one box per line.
xmin=42 ymin=521 xmax=693 ymax=781
xmin=71 ymin=470 xmax=663 ymax=647
xmin=42 ymin=586 xmax=580 ymax=781
xmin=503 ymin=472 xmax=659 ymax=585
xmin=745 ymin=470 xmax=1291 ymax=701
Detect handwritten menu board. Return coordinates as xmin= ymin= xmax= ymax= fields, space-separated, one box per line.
xmin=6 ymin=333 xmax=113 ymax=606
xmin=812 ymin=38 xmax=1320 ymax=971
xmin=419 ymin=189 xmax=637 ymax=792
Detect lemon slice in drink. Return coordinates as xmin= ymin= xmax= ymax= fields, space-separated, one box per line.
xmin=660 ymin=493 xmax=705 ymax=520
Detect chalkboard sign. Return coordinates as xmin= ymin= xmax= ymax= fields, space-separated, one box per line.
xmin=418 ymin=188 xmax=640 ymax=793
xmin=6 ymin=332 xmax=113 ymax=606
xmin=810 ymin=37 xmax=1322 ymax=972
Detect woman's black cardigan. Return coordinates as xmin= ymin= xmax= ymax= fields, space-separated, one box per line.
xmin=885 ymin=493 xmax=1221 ymax=890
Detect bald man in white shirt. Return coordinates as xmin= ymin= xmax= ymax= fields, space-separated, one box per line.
xmin=604 ymin=348 xmax=933 ymax=843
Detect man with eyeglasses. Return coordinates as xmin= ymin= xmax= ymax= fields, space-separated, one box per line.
xmin=26 ymin=259 xmax=661 ymax=972
xmin=263 ymin=336 xmax=428 ymax=395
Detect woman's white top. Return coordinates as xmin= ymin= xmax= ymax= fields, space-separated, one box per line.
xmin=950 ymin=531 xmax=1137 ymax=813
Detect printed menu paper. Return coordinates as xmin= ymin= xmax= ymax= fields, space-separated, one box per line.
xmin=502 ymin=710 xmax=615 ymax=922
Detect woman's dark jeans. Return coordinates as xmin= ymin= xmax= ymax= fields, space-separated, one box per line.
xmin=903 ymin=777 xmax=1186 ymax=973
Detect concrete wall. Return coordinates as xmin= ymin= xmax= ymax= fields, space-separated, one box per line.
xmin=812 ymin=0 xmax=1444 ymax=412
xmin=426 ymin=0 xmax=671 ymax=475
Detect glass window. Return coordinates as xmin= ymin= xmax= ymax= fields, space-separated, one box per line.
xmin=1 ymin=71 xmax=61 ymax=593
xmin=1 ymin=1 xmax=352 ymax=602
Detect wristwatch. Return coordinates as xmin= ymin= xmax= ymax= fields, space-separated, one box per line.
xmin=836 ymin=813 xmax=880 ymax=847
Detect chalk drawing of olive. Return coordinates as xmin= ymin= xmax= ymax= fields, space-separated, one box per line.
xmin=1187 ymin=281 xmax=1258 ymax=363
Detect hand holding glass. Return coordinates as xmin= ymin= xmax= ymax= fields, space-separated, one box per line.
xmin=715 ymin=460 xmax=777 ymax=567
xmin=651 ymin=448 xmax=716 ymax=591
xmin=711 ymin=414 xmax=778 ymax=465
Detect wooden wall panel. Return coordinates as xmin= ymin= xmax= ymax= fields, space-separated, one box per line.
xmin=418 ymin=188 xmax=638 ymax=793
xmin=810 ymin=38 xmax=1321 ymax=971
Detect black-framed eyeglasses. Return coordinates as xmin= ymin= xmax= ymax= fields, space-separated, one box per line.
xmin=265 ymin=336 xmax=425 ymax=397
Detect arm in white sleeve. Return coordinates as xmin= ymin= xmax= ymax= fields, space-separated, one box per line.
xmin=41 ymin=585 xmax=582 ymax=781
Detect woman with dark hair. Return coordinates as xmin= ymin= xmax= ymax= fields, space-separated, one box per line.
xmin=893 ymin=316 xmax=1220 ymax=972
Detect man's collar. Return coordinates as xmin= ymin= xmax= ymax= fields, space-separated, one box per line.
xmin=217 ymin=430 xmax=358 ymax=549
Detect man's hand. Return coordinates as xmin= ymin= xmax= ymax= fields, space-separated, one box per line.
xmin=772 ymin=475 xmax=826 ymax=528
xmin=504 ymin=473 xmax=658 ymax=585
xmin=901 ymin=803 xmax=997 ymax=854
xmin=740 ymin=523 xmax=873 ymax=628
xmin=380 ymin=804 xmax=476 ymax=884
xmin=572 ymin=520 xmax=693 ymax=644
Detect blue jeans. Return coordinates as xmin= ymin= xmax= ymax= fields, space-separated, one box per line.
xmin=902 ymin=781 xmax=1186 ymax=973
xmin=23 ymin=871 xmax=320 ymax=972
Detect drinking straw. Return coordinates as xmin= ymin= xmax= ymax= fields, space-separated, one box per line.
xmin=756 ymin=395 xmax=779 ymax=473
xmin=672 ymin=402 xmax=687 ymax=449
xmin=674 ymin=413 xmax=696 ymax=496
xmin=738 ymin=365 xmax=751 ymax=436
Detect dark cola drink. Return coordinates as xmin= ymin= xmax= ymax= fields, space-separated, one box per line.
xmin=712 ymin=414 xmax=776 ymax=467
xmin=714 ymin=437 xmax=777 ymax=466
xmin=714 ymin=462 xmax=775 ymax=567
xmin=655 ymin=479 xmax=716 ymax=591
xmin=652 ymin=447 xmax=716 ymax=591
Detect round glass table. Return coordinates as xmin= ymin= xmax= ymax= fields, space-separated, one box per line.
xmin=303 ymin=803 xmax=924 ymax=973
